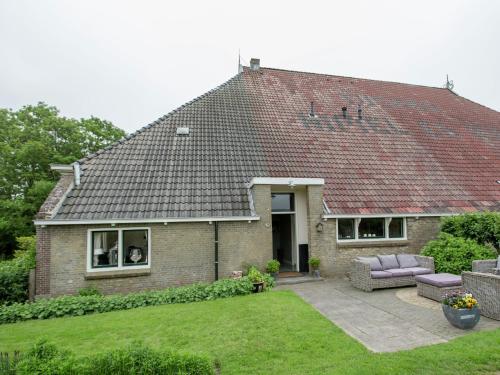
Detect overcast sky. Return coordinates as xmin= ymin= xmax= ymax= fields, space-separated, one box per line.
xmin=1 ymin=0 xmax=499 ymax=133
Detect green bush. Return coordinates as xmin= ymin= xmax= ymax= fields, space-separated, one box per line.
xmin=421 ymin=233 xmax=497 ymax=274
xmin=14 ymin=340 xmax=215 ymax=375
xmin=78 ymin=285 xmax=102 ymax=297
xmin=247 ymin=266 xmax=265 ymax=283
xmin=0 ymin=277 xmax=260 ymax=325
xmin=0 ymin=236 xmax=36 ymax=305
xmin=266 ymin=259 xmax=280 ymax=274
xmin=308 ymin=257 xmax=320 ymax=269
xmin=440 ymin=212 xmax=500 ymax=250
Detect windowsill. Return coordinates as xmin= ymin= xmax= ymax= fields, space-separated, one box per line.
xmin=85 ymin=268 xmax=151 ymax=280
xmin=337 ymin=240 xmax=409 ymax=248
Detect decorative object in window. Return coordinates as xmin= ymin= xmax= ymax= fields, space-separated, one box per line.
xmin=358 ymin=218 xmax=385 ymax=239
xmin=92 ymin=231 xmax=118 ymax=268
xmin=338 ymin=219 xmax=355 ymax=239
xmin=123 ymin=230 xmax=148 ymax=266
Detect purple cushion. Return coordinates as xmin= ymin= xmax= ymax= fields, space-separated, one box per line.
xmin=370 ymin=271 xmax=393 ymax=279
xmin=385 ymin=268 xmax=413 ymax=277
xmin=415 ymin=273 xmax=462 ymax=287
xmin=357 ymin=256 xmax=383 ymax=271
xmin=397 ymin=254 xmax=419 ymax=268
xmin=377 ymin=254 xmax=400 ymax=270
xmin=404 ymin=267 xmax=432 ymax=276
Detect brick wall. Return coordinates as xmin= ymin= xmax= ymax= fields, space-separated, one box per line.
xmin=314 ymin=217 xmax=442 ymax=277
xmin=35 ymin=226 xmax=51 ymax=297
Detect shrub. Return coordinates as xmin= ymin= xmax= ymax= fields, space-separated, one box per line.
xmin=247 ymin=267 xmax=265 ymax=283
xmin=421 ymin=233 xmax=497 ymax=274
xmin=14 ymin=340 xmax=215 ymax=375
xmin=308 ymin=257 xmax=320 ymax=269
xmin=0 ymin=277 xmax=259 ymax=325
xmin=0 ymin=236 xmax=36 ymax=305
xmin=78 ymin=285 xmax=102 ymax=297
xmin=266 ymin=259 xmax=280 ymax=274
xmin=440 ymin=212 xmax=500 ymax=250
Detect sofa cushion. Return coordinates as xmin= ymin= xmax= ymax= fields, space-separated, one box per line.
xmin=404 ymin=267 xmax=432 ymax=276
xmin=385 ymin=268 xmax=413 ymax=277
xmin=370 ymin=271 xmax=393 ymax=279
xmin=357 ymin=256 xmax=383 ymax=271
xmin=415 ymin=273 xmax=462 ymax=287
xmin=377 ymin=254 xmax=400 ymax=270
xmin=397 ymin=254 xmax=419 ymax=268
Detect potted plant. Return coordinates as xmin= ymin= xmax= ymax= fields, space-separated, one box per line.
xmin=247 ymin=266 xmax=265 ymax=293
xmin=308 ymin=257 xmax=321 ymax=278
xmin=266 ymin=259 xmax=280 ymax=280
xmin=442 ymin=291 xmax=480 ymax=329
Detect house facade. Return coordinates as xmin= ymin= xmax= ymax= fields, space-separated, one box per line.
xmin=34 ymin=59 xmax=500 ymax=297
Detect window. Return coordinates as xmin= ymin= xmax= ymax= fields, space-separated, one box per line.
xmin=358 ymin=218 xmax=385 ymax=239
xmin=271 ymin=193 xmax=294 ymax=212
xmin=338 ymin=219 xmax=355 ymax=240
xmin=88 ymin=228 xmax=150 ymax=271
xmin=389 ymin=218 xmax=404 ymax=238
xmin=336 ymin=218 xmax=406 ymax=241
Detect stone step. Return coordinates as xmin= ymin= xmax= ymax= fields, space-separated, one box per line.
xmin=276 ymin=276 xmax=324 ymax=286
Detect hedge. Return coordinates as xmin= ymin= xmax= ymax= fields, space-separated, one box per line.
xmin=0 ymin=275 xmax=274 ymax=325
xmin=0 ymin=237 xmax=36 ymax=305
xmin=440 ymin=212 xmax=500 ymax=250
xmin=9 ymin=340 xmax=215 ymax=375
xmin=421 ymin=233 xmax=497 ymax=274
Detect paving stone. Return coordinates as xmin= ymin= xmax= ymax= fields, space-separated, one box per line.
xmin=277 ymin=279 xmax=500 ymax=352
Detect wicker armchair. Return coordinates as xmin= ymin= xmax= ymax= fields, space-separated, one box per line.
xmin=350 ymin=255 xmax=434 ymax=292
xmin=472 ymin=259 xmax=499 ymax=274
xmin=462 ymin=271 xmax=500 ymax=320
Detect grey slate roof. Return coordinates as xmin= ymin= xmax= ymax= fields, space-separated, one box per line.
xmin=54 ymin=74 xmax=269 ymax=220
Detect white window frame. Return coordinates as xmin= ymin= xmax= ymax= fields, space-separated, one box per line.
xmin=87 ymin=227 xmax=151 ymax=272
xmin=336 ymin=217 xmax=407 ymax=242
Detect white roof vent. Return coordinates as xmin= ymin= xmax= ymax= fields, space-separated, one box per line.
xmin=176 ymin=127 xmax=190 ymax=136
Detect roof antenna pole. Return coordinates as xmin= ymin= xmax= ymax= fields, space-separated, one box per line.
xmin=445 ymin=74 xmax=454 ymax=91
xmin=238 ymin=49 xmax=243 ymax=73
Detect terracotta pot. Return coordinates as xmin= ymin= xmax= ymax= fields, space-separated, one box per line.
xmin=442 ymin=305 xmax=480 ymax=329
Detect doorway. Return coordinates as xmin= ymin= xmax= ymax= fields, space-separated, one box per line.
xmin=272 ymin=213 xmax=295 ymax=272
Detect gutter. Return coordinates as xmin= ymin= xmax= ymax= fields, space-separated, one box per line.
xmin=34 ymin=216 xmax=260 ymax=226
xmin=322 ymin=212 xmax=459 ymax=219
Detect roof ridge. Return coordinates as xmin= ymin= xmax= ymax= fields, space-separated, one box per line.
xmin=79 ymin=72 xmax=242 ymax=164
xmin=247 ymin=65 xmax=447 ymax=91
xmin=445 ymin=87 xmax=500 ymax=115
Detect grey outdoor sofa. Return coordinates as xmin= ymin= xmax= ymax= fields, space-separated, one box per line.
xmin=472 ymin=257 xmax=500 ymax=275
xmin=351 ymin=254 xmax=435 ymax=292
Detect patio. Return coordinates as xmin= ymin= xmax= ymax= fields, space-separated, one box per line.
xmin=277 ymin=278 xmax=500 ymax=352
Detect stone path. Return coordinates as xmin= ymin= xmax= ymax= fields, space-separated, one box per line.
xmin=277 ymin=278 xmax=500 ymax=352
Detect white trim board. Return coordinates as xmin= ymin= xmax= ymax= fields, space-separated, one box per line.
xmin=34 ymin=216 xmax=260 ymax=226
xmin=249 ymin=177 xmax=324 ymax=187
xmin=323 ymin=213 xmax=459 ymax=219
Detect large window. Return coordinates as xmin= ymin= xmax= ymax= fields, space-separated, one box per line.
xmin=337 ymin=218 xmax=406 ymax=241
xmin=88 ymin=228 xmax=150 ymax=271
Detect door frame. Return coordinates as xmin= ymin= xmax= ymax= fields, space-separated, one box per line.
xmin=271 ymin=192 xmax=299 ymax=272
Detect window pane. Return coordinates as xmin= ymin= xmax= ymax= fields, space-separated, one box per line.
xmin=338 ymin=219 xmax=355 ymax=239
xmin=92 ymin=231 xmax=118 ymax=268
xmin=389 ymin=218 xmax=404 ymax=238
xmin=271 ymin=193 xmax=294 ymax=212
xmin=358 ymin=218 xmax=385 ymax=239
xmin=123 ymin=230 xmax=148 ymax=266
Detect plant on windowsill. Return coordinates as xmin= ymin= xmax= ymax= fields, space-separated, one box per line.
xmin=442 ymin=291 xmax=480 ymax=329
xmin=308 ymin=257 xmax=321 ymax=278
xmin=266 ymin=259 xmax=280 ymax=280
xmin=247 ymin=267 xmax=265 ymax=293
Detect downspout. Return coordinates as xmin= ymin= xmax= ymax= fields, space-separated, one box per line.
xmin=214 ymin=221 xmax=219 ymax=281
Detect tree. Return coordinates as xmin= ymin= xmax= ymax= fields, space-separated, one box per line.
xmin=0 ymin=103 xmax=125 ymax=257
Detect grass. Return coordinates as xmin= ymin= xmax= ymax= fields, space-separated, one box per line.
xmin=0 ymin=290 xmax=498 ymax=374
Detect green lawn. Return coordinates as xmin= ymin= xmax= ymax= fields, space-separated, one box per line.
xmin=0 ymin=290 xmax=498 ymax=375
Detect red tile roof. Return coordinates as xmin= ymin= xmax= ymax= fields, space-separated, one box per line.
xmin=243 ymin=67 xmax=500 ymax=215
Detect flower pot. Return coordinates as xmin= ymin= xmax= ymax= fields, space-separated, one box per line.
xmin=313 ymin=269 xmax=320 ymax=278
xmin=442 ymin=304 xmax=480 ymax=329
xmin=252 ymin=282 xmax=264 ymax=293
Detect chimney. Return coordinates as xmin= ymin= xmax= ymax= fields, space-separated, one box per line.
xmin=250 ymin=58 xmax=260 ymax=71
xmin=342 ymin=106 xmax=347 ymax=118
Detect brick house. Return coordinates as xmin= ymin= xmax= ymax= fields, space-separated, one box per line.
xmin=34 ymin=59 xmax=500 ymax=297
